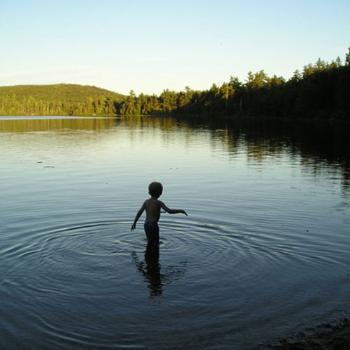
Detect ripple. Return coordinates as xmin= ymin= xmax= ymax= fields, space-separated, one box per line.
xmin=3 ymin=214 xmax=348 ymax=298
xmin=1 ymin=213 xmax=350 ymax=349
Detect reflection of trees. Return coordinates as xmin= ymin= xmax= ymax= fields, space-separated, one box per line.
xmin=123 ymin=116 xmax=350 ymax=190
xmin=226 ymin=119 xmax=350 ymax=191
xmin=1 ymin=115 xmax=349 ymax=191
xmin=0 ymin=117 xmax=117 ymax=133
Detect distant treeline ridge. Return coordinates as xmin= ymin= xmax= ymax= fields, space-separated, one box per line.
xmin=116 ymin=48 xmax=350 ymax=121
xmin=0 ymin=49 xmax=349 ymax=120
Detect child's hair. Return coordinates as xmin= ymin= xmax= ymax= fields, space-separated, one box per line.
xmin=148 ymin=181 xmax=163 ymax=198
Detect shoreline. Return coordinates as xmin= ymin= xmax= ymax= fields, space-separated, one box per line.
xmin=0 ymin=114 xmax=350 ymax=126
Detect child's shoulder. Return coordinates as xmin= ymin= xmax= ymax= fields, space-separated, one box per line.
xmin=145 ymin=198 xmax=163 ymax=206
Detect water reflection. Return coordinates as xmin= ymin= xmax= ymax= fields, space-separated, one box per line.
xmin=132 ymin=245 xmax=162 ymax=297
xmin=144 ymin=116 xmax=350 ymax=191
xmin=132 ymin=244 xmax=187 ymax=298
xmin=0 ymin=115 xmax=349 ymax=191
xmin=1 ymin=115 xmax=349 ymax=349
xmin=118 ymin=116 xmax=350 ymax=191
xmin=0 ymin=116 xmax=117 ymax=132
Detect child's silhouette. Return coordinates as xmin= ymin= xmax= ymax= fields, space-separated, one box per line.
xmin=131 ymin=182 xmax=188 ymax=248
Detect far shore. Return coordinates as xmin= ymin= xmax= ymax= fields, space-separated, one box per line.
xmin=1 ymin=113 xmax=350 ymax=125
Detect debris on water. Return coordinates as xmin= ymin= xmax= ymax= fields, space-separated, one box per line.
xmin=37 ymin=161 xmax=43 ymax=163
xmin=43 ymin=166 xmax=55 ymax=168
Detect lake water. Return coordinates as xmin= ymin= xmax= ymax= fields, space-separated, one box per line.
xmin=0 ymin=116 xmax=349 ymax=349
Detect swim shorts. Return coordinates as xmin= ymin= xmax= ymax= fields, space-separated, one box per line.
xmin=144 ymin=221 xmax=160 ymax=247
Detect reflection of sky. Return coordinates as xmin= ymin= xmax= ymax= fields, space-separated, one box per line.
xmin=0 ymin=126 xmax=246 ymax=203
xmin=1 ymin=117 xmax=348 ymax=209
xmin=0 ymin=117 xmax=346 ymax=187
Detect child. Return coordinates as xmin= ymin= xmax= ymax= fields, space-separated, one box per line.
xmin=131 ymin=182 xmax=188 ymax=247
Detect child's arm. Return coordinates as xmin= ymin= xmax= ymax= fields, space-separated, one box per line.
xmin=131 ymin=201 xmax=146 ymax=230
xmin=160 ymin=202 xmax=188 ymax=216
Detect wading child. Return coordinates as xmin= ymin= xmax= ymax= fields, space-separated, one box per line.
xmin=131 ymin=182 xmax=188 ymax=247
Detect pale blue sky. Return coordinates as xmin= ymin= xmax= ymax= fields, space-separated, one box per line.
xmin=1 ymin=0 xmax=349 ymax=94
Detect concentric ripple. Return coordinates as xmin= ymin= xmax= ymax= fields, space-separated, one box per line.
xmin=1 ymin=213 xmax=349 ymax=350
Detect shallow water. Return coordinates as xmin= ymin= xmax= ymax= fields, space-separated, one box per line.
xmin=0 ymin=116 xmax=349 ymax=349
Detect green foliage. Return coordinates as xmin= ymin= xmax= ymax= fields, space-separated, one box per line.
xmin=1 ymin=49 xmax=349 ymax=121
xmin=346 ymin=47 xmax=350 ymax=66
xmin=115 ymin=49 xmax=350 ymax=121
xmin=246 ymin=70 xmax=270 ymax=88
xmin=0 ymin=84 xmax=124 ymax=116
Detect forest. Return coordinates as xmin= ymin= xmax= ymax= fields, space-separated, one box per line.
xmin=0 ymin=84 xmax=124 ymax=116
xmin=116 ymin=49 xmax=350 ymax=121
xmin=0 ymin=49 xmax=349 ymax=120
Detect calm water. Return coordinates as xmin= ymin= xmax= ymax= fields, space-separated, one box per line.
xmin=0 ymin=116 xmax=349 ymax=349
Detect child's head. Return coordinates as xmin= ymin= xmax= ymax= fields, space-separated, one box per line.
xmin=148 ymin=181 xmax=163 ymax=198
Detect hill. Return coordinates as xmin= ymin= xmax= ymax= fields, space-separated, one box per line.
xmin=0 ymin=84 xmax=124 ymax=116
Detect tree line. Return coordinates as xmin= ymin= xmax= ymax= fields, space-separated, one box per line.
xmin=0 ymin=50 xmax=349 ymax=120
xmin=0 ymin=84 xmax=123 ymax=116
xmin=116 ymin=49 xmax=350 ymax=121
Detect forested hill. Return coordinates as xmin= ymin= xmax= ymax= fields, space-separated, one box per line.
xmin=0 ymin=84 xmax=124 ymax=116
xmin=2 ymin=49 xmax=350 ymax=120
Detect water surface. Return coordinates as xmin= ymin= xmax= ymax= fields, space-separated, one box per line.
xmin=0 ymin=116 xmax=349 ymax=349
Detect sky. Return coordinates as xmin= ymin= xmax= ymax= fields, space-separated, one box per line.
xmin=1 ymin=0 xmax=349 ymax=94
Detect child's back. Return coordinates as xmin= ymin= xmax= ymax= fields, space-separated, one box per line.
xmin=131 ymin=182 xmax=187 ymax=248
xmin=144 ymin=197 xmax=162 ymax=224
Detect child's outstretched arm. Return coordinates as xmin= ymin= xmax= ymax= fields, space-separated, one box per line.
xmin=131 ymin=201 xmax=146 ymax=230
xmin=160 ymin=202 xmax=188 ymax=216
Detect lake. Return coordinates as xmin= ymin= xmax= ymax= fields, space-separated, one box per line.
xmin=0 ymin=116 xmax=349 ymax=349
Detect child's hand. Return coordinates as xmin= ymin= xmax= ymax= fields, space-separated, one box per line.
xmin=131 ymin=223 xmax=136 ymax=231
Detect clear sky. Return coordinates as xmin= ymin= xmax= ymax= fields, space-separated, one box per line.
xmin=1 ymin=0 xmax=349 ymax=94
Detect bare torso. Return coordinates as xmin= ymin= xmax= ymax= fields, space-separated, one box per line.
xmin=144 ymin=198 xmax=162 ymax=223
